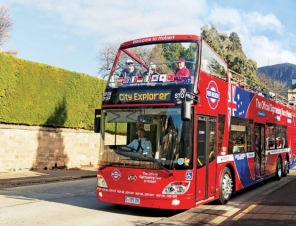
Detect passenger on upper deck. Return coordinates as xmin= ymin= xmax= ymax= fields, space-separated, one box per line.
xmin=143 ymin=63 xmax=158 ymax=76
xmin=174 ymin=58 xmax=190 ymax=82
xmin=252 ymin=85 xmax=259 ymax=93
xmin=120 ymin=59 xmax=142 ymax=78
xmin=201 ymin=59 xmax=210 ymax=74
xmin=262 ymin=88 xmax=271 ymax=99
xmin=269 ymin=92 xmax=276 ymax=101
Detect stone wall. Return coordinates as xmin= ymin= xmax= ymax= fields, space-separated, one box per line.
xmin=0 ymin=124 xmax=100 ymax=172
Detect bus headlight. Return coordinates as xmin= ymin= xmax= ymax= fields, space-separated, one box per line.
xmin=162 ymin=181 xmax=190 ymax=194
xmin=97 ymin=175 xmax=108 ymax=188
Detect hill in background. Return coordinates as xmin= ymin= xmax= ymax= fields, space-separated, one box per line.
xmin=257 ymin=63 xmax=296 ymax=89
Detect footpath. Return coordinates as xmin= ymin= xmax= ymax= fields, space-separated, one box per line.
xmin=0 ymin=167 xmax=97 ymax=187
xmin=151 ymin=168 xmax=296 ymax=226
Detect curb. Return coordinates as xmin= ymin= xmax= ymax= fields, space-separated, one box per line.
xmin=0 ymin=174 xmax=97 ymax=187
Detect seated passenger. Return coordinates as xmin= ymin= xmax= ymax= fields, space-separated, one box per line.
xmin=252 ymin=85 xmax=259 ymax=93
xmin=237 ymin=78 xmax=245 ymax=89
xmin=143 ymin=63 xmax=158 ymax=76
xmin=201 ymin=59 xmax=210 ymax=73
xmin=120 ymin=59 xmax=142 ymax=78
xmin=261 ymin=88 xmax=271 ymax=99
xmin=174 ymin=58 xmax=190 ymax=82
xmin=269 ymin=92 xmax=276 ymax=100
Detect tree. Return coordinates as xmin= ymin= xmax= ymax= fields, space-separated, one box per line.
xmin=0 ymin=5 xmax=17 ymax=55
xmin=161 ymin=43 xmax=186 ymax=71
xmin=0 ymin=5 xmax=13 ymax=47
xmin=257 ymin=73 xmax=287 ymax=96
xmin=148 ymin=44 xmax=170 ymax=74
xmin=97 ymin=42 xmax=160 ymax=78
xmin=229 ymin=32 xmax=242 ymax=51
xmin=201 ymin=24 xmax=258 ymax=85
xmin=97 ymin=42 xmax=119 ymax=79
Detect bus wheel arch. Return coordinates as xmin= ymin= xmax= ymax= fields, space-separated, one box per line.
xmin=218 ymin=166 xmax=234 ymax=204
xmin=227 ymin=164 xmax=235 ymax=193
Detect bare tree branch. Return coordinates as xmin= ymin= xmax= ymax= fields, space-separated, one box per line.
xmin=4 ymin=49 xmax=18 ymax=56
xmin=97 ymin=42 xmax=120 ymax=79
xmin=257 ymin=72 xmax=287 ymax=96
xmin=0 ymin=5 xmax=13 ymax=47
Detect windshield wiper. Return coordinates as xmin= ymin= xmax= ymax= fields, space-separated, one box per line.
xmin=152 ymin=158 xmax=174 ymax=177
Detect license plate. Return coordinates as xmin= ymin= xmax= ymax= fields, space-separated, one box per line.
xmin=125 ymin=196 xmax=140 ymax=204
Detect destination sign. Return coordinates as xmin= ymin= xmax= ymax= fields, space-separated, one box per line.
xmin=119 ymin=91 xmax=171 ymax=102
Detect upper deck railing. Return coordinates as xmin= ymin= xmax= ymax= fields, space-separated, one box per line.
xmin=227 ymin=69 xmax=293 ymax=109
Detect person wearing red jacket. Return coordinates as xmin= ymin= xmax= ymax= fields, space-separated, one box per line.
xmin=174 ymin=58 xmax=190 ymax=82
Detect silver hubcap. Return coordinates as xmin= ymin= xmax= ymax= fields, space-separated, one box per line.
xmin=278 ymin=161 xmax=282 ymax=177
xmin=222 ymin=173 xmax=232 ymax=197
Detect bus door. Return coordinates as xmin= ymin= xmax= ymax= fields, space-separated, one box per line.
xmin=255 ymin=124 xmax=265 ymax=178
xmin=195 ymin=115 xmax=217 ymax=202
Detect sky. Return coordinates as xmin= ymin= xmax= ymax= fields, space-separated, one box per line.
xmin=1 ymin=0 xmax=296 ymax=78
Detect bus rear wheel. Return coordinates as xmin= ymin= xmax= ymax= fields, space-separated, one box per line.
xmin=282 ymin=157 xmax=289 ymax=177
xmin=274 ymin=157 xmax=282 ymax=180
xmin=218 ymin=167 xmax=233 ymax=204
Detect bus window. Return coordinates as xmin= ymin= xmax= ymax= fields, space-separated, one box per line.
xmin=266 ymin=124 xmax=275 ymax=150
xmin=208 ymin=118 xmax=216 ymax=162
xmin=107 ymin=41 xmax=198 ymax=89
xmin=201 ymin=40 xmax=227 ymax=80
xmin=100 ymin=107 xmax=193 ymax=170
xmin=228 ymin=117 xmax=253 ymax=154
xmin=218 ymin=114 xmax=226 ymax=153
xmin=275 ymin=126 xmax=287 ymax=149
xmin=196 ymin=116 xmax=216 ymax=168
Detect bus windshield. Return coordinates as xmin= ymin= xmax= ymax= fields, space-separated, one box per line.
xmin=108 ymin=41 xmax=198 ymax=88
xmin=99 ymin=107 xmax=193 ymax=170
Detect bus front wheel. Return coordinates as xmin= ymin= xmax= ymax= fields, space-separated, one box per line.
xmin=218 ymin=167 xmax=233 ymax=204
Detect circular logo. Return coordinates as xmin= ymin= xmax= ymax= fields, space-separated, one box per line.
xmin=111 ymin=169 xmax=121 ymax=181
xmin=128 ymin=175 xmax=137 ymax=181
xmin=206 ymin=80 xmax=220 ymax=109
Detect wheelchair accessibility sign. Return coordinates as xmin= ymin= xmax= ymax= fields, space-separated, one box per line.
xmin=186 ymin=172 xmax=193 ymax=180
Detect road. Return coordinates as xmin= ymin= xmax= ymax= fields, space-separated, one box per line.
xmin=1 ymin=171 xmax=296 ymax=226
xmin=0 ymin=178 xmax=178 ymax=226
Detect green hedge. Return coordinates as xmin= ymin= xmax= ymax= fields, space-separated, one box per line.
xmin=0 ymin=52 xmax=106 ymax=130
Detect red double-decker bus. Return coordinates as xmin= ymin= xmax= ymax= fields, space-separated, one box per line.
xmin=95 ymin=34 xmax=296 ymax=209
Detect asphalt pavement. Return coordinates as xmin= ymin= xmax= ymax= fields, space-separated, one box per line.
xmin=1 ymin=166 xmax=296 ymax=225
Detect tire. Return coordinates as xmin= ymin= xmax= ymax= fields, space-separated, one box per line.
xmin=274 ymin=157 xmax=282 ymax=180
xmin=282 ymin=158 xmax=289 ymax=177
xmin=218 ymin=167 xmax=233 ymax=204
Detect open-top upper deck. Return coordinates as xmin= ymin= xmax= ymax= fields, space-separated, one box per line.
xmin=103 ymin=34 xmax=228 ymax=106
xmin=102 ymin=34 xmax=293 ymax=113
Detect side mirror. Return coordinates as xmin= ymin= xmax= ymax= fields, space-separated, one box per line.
xmin=181 ymin=101 xmax=191 ymax=121
xmin=94 ymin=109 xmax=101 ymax=133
